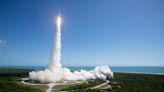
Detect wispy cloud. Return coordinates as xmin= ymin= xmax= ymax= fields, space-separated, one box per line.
xmin=0 ymin=40 xmax=6 ymax=47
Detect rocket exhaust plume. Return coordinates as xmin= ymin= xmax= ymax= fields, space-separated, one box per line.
xmin=29 ymin=12 xmax=113 ymax=83
xmin=49 ymin=15 xmax=62 ymax=70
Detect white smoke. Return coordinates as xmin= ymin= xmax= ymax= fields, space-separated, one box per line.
xmin=29 ymin=15 xmax=113 ymax=83
xmin=29 ymin=65 xmax=113 ymax=83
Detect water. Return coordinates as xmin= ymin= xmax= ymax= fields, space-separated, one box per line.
xmin=67 ymin=66 xmax=164 ymax=75
xmin=0 ymin=66 xmax=164 ymax=75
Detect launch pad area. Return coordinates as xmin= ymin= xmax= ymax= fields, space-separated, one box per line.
xmin=1 ymin=68 xmax=164 ymax=92
xmin=21 ymin=78 xmax=113 ymax=92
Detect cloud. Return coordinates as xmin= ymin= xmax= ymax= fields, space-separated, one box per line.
xmin=0 ymin=40 xmax=6 ymax=47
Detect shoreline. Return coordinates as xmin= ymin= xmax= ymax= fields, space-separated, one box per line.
xmin=0 ymin=67 xmax=164 ymax=76
xmin=114 ymin=71 xmax=164 ymax=75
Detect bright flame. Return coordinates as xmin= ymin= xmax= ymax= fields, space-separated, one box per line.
xmin=57 ymin=16 xmax=62 ymax=28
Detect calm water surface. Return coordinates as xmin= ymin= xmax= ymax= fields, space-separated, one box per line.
xmin=0 ymin=66 xmax=164 ymax=74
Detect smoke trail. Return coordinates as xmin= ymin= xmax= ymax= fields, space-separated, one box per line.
xmin=29 ymin=14 xmax=113 ymax=83
xmin=48 ymin=16 xmax=62 ymax=70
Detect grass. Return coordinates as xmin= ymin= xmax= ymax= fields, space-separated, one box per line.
xmin=0 ymin=68 xmax=42 ymax=92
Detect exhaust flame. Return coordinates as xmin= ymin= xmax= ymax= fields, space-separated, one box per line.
xmin=57 ymin=16 xmax=62 ymax=28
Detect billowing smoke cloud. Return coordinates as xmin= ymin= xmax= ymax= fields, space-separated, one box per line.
xmin=29 ymin=15 xmax=113 ymax=83
xmin=29 ymin=65 xmax=113 ymax=83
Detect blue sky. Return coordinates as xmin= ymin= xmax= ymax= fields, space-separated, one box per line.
xmin=0 ymin=0 xmax=164 ymax=66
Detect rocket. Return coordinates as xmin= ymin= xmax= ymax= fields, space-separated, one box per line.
xmin=56 ymin=11 xmax=62 ymax=28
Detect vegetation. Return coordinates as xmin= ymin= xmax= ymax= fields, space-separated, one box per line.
xmin=0 ymin=68 xmax=164 ymax=92
xmin=112 ymin=72 xmax=164 ymax=92
xmin=0 ymin=68 xmax=42 ymax=92
xmin=59 ymin=73 xmax=164 ymax=92
xmin=60 ymin=79 xmax=106 ymax=91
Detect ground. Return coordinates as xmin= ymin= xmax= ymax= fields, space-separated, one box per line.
xmin=0 ymin=68 xmax=164 ymax=92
